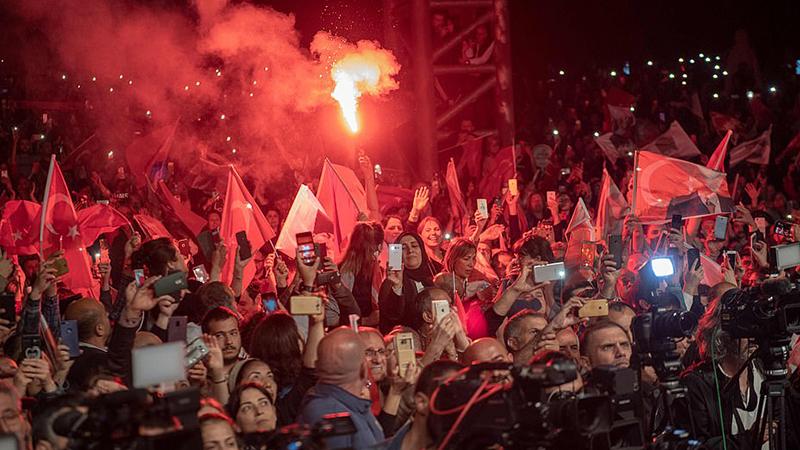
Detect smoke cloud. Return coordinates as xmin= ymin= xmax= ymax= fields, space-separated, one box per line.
xmin=8 ymin=0 xmax=402 ymax=202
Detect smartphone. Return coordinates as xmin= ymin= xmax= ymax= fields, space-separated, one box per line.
xmin=607 ymin=235 xmax=623 ymax=269
xmin=580 ymin=242 xmax=596 ymax=268
xmin=296 ymin=232 xmax=316 ymax=265
xmin=374 ymin=164 xmax=382 ymax=176
xmin=388 ymin=243 xmax=403 ymax=271
xmin=795 ymin=59 xmax=800 ymax=76
xmin=546 ymin=191 xmax=557 ymax=206
xmin=714 ymin=216 xmax=729 ymax=240
xmin=236 ymin=231 xmax=252 ymax=260
xmin=21 ymin=334 xmax=42 ymax=360
xmin=774 ymin=220 xmax=793 ymax=238
xmin=432 ymin=299 xmax=450 ymax=324
xmin=192 ymin=265 xmax=208 ymax=283
xmin=60 ymin=320 xmax=81 ymax=359
xmin=533 ymin=262 xmax=566 ymax=283
xmin=52 ymin=258 xmax=69 ymax=277
xmin=395 ymin=332 xmax=416 ymax=373
xmin=177 ymin=239 xmax=191 ymax=259
xmin=153 ymin=271 xmax=188 ymax=299
xmin=134 ymin=269 xmax=146 ymax=287
xmin=578 ymin=299 xmax=609 ymax=318
xmin=560 ymin=168 xmax=571 ymax=176
xmin=167 ymin=316 xmax=188 ymax=343
xmin=289 ymin=296 xmax=323 ymax=315
xmin=317 ymin=242 xmax=328 ymax=258
xmin=477 ymin=199 xmax=489 ymax=217
xmin=671 ymin=214 xmax=683 ymax=231
xmin=262 ymin=292 xmax=278 ymax=313
xmin=687 ymin=247 xmax=701 ymax=271
xmin=0 ymin=294 xmax=15 ymax=326
xmin=725 ymin=250 xmax=738 ymax=268
xmin=133 ymin=342 xmax=185 ymax=388
xmin=508 ymin=178 xmax=518 ymax=197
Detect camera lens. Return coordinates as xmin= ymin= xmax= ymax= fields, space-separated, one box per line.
xmin=651 ymin=310 xmax=695 ymax=338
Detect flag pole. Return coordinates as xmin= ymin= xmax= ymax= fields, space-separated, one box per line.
xmin=630 ymin=150 xmax=640 ymax=216
xmin=38 ymin=155 xmax=56 ymax=258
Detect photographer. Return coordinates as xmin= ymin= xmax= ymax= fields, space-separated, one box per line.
xmin=675 ymin=289 xmax=792 ymax=448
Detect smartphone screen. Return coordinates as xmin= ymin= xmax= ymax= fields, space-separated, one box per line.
xmin=687 ymin=248 xmax=700 ymax=271
xmin=134 ymin=269 xmax=145 ymax=287
xmin=192 ymin=265 xmax=208 ymax=283
xmin=714 ymin=216 xmax=729 ymax=240
xmin=508 ymin=178 xmax=518 ymax=196
xmin=477 ymin=199 xmax=488 ymax=217
xmin=388 ymin=244 xmax=403 ymax=271
xmin=262 ymin=292 xmax=278 ymax=313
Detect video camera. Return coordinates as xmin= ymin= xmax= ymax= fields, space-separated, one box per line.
xmin=53 ymin=387 xmax=201 ymax=449
xmin=427 ymin=359 xmax=617 ymax=450
xmin=720 ymin=277 xmax=800 ymax=341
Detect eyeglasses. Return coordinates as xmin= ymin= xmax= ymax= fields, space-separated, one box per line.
xmin=365 ymin=348 xmax=386 ymax=358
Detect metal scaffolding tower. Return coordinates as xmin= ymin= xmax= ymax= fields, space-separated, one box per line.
xmin=384 ymin=0 xmax=515 ymax=179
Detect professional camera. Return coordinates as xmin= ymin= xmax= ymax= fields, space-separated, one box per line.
xmin=720 ymin=278 xmax=800 ymax=340
xmin=53 ymin=387 xmax=201 ymax=449
xmin=427 ymin=359 xmax=614 ymax=450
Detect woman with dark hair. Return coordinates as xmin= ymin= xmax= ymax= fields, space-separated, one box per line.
xmin=339 ymin=221 xmax=384 ymax=326
xmin=675 ymin=288 xmax=800 ymax=447
xmin=130 ymin=237 xmax=187 ymax=277
xmin=247 ymin=311 xmax=322 ymax=427
xmin=378 ymin=232 xmax=436 ymax=333
xmin=416 ymin=217 xmax=445 ymax=274
xmin=227 ymin=382 xmax=277 ymax=434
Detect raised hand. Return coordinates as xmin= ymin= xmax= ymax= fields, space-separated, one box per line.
xmin=412 ymin=186 xmax=430 ymax=213
xmin=124 ymin=232 xmax=142 ymax=259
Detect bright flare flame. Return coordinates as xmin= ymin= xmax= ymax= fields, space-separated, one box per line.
xmin=318 ymin=34 xmax=400 ymax=134
xmin=331 ymin=64 xmax=380 ymax=133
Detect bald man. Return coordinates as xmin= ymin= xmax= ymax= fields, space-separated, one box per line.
xmin=462 ymin=337 xmax=512 ymax=365
xmin=299 ymin=327 xmax=384 ymax=449
xmin=64 ymin=298 xmax=113 ymax=389
xmin=133 ymin=331 xmax=163 ymax=348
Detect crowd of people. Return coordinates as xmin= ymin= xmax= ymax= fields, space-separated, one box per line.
xmin=0 ymin=10 xmax=799 ymax=450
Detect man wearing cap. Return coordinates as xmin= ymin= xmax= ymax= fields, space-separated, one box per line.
xmin=298 ymin=327 xmax=384 ymax=449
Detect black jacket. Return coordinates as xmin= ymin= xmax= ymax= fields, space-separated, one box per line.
xmin=676 ymin=360 xmax=800 ymax=449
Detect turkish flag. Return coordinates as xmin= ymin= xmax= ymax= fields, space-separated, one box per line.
xmin=595 ymin=168 xmax=629 ymax=243
xmin=77 ymin=204 xmax=131 ymax=246
xmin=156 ymin=180 xmax=206 ymax=237
xmin=317 ymin=159 xmax=367 ymax=256
xmin=445 ymin=158 xmax=467 ymax=220
xmin=633 ymin=151 xmax=734 ymax=223
xmin=0 ymin=201 xmax=41 ymax=255
xmin=275 ymin=185 xmax=335 ymax=259
xmin=729 ymin=126 xmax=771 ymax=167
xmin=706 ymin=130 xmax=733 ymax=172
xmin=39 ymin=156 xmax=95 ymax=295
xmin=220 ymin=166 xmax=276 ymax=287
xmin=133 ymin=214 xmax=173 ymax=240
xmin=564 ymin=198 xmax=595 ymax=270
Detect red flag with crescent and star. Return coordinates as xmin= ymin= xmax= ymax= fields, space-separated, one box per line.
xmin=0 ymin=201 xmax=41 ymax=255
xmin=39 ymin=156 xmax=96 ymax=295
xmin=220 ymin=166 xmax=276 ymax=288
xmin=633 ymin=151 xmax=734 ymax=224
